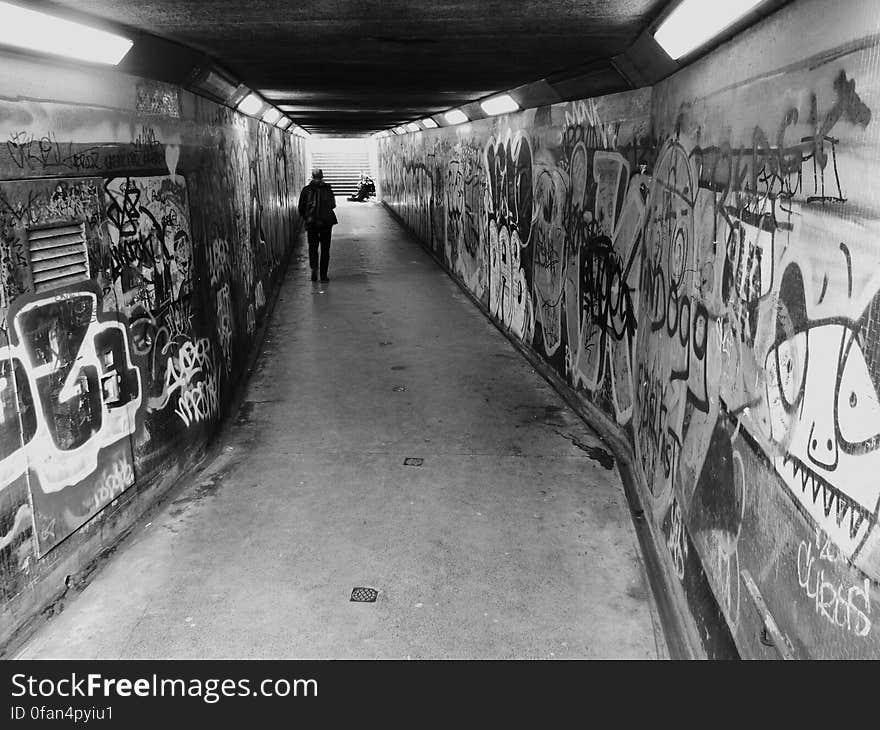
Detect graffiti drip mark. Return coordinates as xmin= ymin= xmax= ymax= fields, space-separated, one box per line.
xmin=840 ymin=241 xmax=853 ymax=297
xmin=555 ymin=430 xmax=615 ymax=469
xmin=818 ymin=275 xmax=829 ymax=305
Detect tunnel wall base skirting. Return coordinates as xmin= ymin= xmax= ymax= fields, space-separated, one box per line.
xmin=0 ymin=52 xmax=307 ymax=649
xmin=377 ymin=0 xmax=880 ymax=659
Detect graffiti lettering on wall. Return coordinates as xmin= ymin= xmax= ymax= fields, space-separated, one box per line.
xmin=86 ymin=457 xmax=135 ymax=515
xmin=0 ymin=282 xmax=140 ymax=552
xmin=135 ymin=81 xmax=181 ymax=118
xmin=216 ymin=283 xmax=233 ymax=372
xmin=103 ymin=175 xmax=193 ymax=317
xmin=207 ymin=236 xmax=231 ymax=289
xmin=572 ymin=152 xmax=646 ymax=423
xmin=148 ymin=337 xmax=220 ymax=428
xmin=6 ymin=131 xmax=102 ymax=173
xmin=446 ymin=140 xmax=487 ymax=290
xmin=486 ymin=132 xmax=533 ymax=340
xmin=5 ymin=125 xmax=164 ymax=175
xmin=798 ymin=527 xmax=872 ymax=637
xmin=665 ymin=496 xmax=688 ymax=580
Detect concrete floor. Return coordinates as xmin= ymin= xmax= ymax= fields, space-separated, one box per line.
xmin=16 ymin=200 xmax=666 ymax=659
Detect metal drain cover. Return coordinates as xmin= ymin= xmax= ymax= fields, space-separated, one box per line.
xmin=350 ymin=587 xmax=378 ymax=603
xmin=403 ymin=457 xmax=424 ymax=467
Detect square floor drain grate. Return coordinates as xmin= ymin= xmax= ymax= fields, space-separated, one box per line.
xmin=403 ymin=457 xmax=424 ymax=467
xmin=350 ymin=587 xmax=378 ymax=603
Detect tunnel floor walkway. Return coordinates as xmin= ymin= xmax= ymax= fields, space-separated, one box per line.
xmin=16 ymin=200 xmax=665 ymax=659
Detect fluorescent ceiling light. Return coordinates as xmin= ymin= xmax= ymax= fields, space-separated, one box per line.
xmin=444 ymin=109 xmax=468 ymax=125
xmin=393 ymin=126 xmax=406 ymax=135
xmin=654 ymin=0 xmax=765 ymax=60
xmin=237 ymin=93 xmax=264 ymax=117
xmin=276 ymin=117 xmax=292 ymax=129
xmin=480 ymin=94 xmax=519 ymax=116
xmin=0 ymin=1 xmax=133 ymax=65
xmin=405 ymin=122 xmax=420 ymax=133
xmin=262 ymin=107 xmax=282 ymax=125
xmin=421 ymin=118 xmax=438 ymax=129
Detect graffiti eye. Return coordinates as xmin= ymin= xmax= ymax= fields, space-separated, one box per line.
xmin=836 ymin=334 xmax=880 ymax=452
xmin=772 ymin=335 xmax=805 ymax=411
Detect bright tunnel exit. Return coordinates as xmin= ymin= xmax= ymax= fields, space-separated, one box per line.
xmin=307 ymin=137 xmax=378 ymax=201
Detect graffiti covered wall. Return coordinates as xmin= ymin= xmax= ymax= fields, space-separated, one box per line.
xmin=377 ymin=0 xmax=880 ymax=658
xmin=0 ymin=58 xmax=306 ymax=627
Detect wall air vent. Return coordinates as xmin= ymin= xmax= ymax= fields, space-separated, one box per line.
xmin=26 ymin=223 xmax=90 ymax=293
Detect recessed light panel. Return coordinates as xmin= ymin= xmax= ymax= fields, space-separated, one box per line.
xmin=444 ymin=110 xmax=468 ymax=125
xmin=0 ymin=1 xmax=133 ymax=65
xmin=480 ymin=94 xmax=519 ymax=116
xmin=654 ymin=0 xmax=766 ymax=60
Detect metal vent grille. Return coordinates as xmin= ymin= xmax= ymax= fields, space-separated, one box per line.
xmin=27 ymin=223 xmax=90 ymax=292
xmin=350 ymin=587 xmax=378 ymax=603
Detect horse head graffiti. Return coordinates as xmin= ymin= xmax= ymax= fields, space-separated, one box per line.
xmin=765 ymin=261 xmax=880 ymax=576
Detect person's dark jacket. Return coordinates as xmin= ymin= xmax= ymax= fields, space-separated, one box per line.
xmin=298 ymin=180 xmax=338 ymax=229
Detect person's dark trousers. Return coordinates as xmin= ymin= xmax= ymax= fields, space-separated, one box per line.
xmin=307 ymin=225 xmax=332 ymax=279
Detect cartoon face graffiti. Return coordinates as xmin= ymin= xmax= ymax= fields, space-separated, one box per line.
xmin=530 ymin=167 xmax=567 ymax=356
xmin=765 ymin=265 xmax=880 ymax=572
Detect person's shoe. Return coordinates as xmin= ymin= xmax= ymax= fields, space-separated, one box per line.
xmin=310 ymin=269 xmax=317 ymax=281
xmin=320 ymin=274 xmax=329 ymax=281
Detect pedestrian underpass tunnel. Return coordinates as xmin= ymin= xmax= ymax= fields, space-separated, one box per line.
xmin=0 ymin=0 xmax=879 ymax=660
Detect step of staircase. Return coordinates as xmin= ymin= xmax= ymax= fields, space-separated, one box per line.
xmin=311 ymin=148 xmax=372 ymax=196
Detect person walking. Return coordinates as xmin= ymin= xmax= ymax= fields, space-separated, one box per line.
xmin=298 ymin=168 xmax=338 ymax=281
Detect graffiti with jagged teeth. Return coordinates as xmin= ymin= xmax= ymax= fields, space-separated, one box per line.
xmin=765 ymin=263 xmax=880 ymax=576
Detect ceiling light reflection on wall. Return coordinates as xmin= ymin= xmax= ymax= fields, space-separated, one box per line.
xmin=421 ymin=118 xmax=438 ymax=129
xmin=0 ymin=1 xmax=133 ymax=65
xmin=237 ymin=93 xmax=265 ymax=117
xmin=480 ymin=94 xmax=519 ymax=116
xmin=444 ymin=110 xmax=468 ymax=125
xmin=405 ymin=122 xmax=420 ymax=133
xmin=653 ymin=0 xmax=766 ymax=60
xmin=262 ymin=107 xmax=282 ymax=125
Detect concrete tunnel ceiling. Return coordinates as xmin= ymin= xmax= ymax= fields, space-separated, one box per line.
xmin=30 ymin=0 xmax=672 ymax=136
